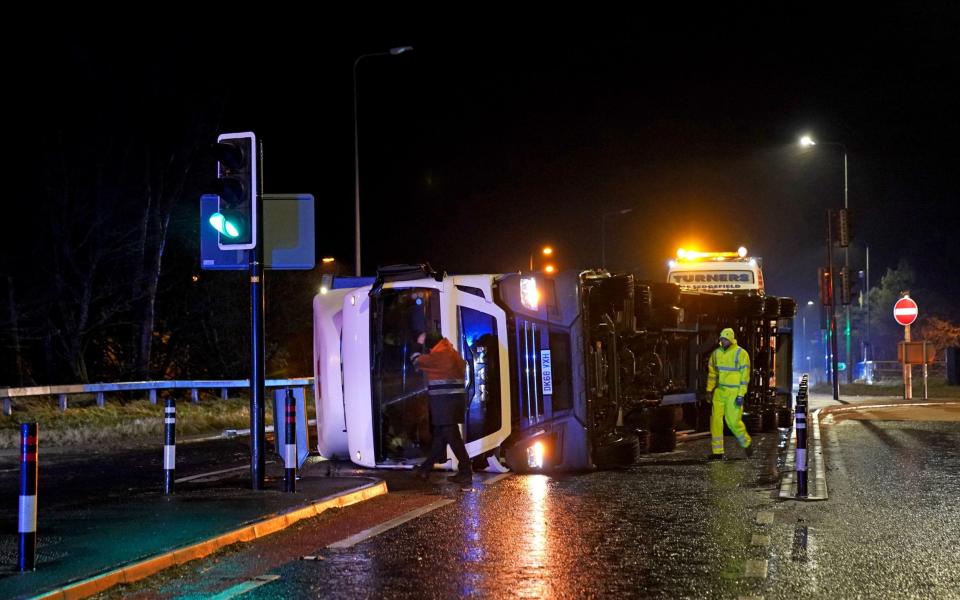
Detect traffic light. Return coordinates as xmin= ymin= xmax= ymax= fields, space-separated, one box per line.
xmin=839 ymin=266 xmax=852 ymax=305
xmin=210 ymin=132 xmax=258 ymax=250
xmin=837 ymin=208 xmax=851 ymax=248
xmin=818 ymin=267 xmax=833 ymax=306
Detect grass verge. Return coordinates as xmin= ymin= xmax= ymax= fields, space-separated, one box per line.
xmin=811 ymin=380 xmax=959 ymax=399
xmin=0 ymin=393 xmax=315 ymax=450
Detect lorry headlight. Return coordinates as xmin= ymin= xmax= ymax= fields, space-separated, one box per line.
xmin=527 ymin=441 xmax=545 ymax=469
xmin=520 ymin=277 xmax=540 ymax=310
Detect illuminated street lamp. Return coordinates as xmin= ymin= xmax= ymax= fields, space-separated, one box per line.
xmin=530 ymin=246 xmax=554 ymax=271
xmin=353 ymin=45 xmax=414 ymax=277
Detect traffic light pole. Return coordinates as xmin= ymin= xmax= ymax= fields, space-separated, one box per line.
xmin=250 ymin=141 xmax=266 ymax=490
xmin=827 ymin=210 xmax=840 ymax=400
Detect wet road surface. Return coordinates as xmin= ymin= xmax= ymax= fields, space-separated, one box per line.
xmin=98 ymin=434 xmax=787 ymax=599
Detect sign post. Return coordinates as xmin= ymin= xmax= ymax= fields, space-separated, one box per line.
xmin=893 ymin=295 xmax=919 ymax=400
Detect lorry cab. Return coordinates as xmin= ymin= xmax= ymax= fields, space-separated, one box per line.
xmin=666 ymin=247 xmax=764 ymax=295
xmin=313 ymin=266 xmax=511 ymax=469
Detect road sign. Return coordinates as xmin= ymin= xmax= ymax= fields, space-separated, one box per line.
xmin=893 ymin=296 xmax=918 ymax=326
xmin=200 ymin=194 xmax=315 ymax=270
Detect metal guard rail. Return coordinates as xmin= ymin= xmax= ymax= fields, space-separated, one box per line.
xmin=0 ymin=378 xmax=314 ymax=415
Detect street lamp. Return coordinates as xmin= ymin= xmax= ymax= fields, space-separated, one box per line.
xmin=353 ymin=45 xmax=414 ymax=277
xmin=601 ymin=207 xmax=638 ymax=269
xmin=530 ymin=246 xmax=554 ymax=271
xmin=799 ymin=134 xmax=851 ymax=390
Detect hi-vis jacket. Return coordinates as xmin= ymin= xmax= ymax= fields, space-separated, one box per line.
xmin=706 ymin=340 xmax=750 ymax=403
xmin=414 ymin=338 xmax=467 ymax=425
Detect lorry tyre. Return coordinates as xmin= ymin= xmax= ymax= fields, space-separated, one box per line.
xmin=778 ymin=297 xmax=797 ymax=318
xmin=761 ymin=405 xmax=777 ymax=432
xmin=648 ymin=282 xmax=681 ymax=308
xmin=634 ymin=428 xmax=651 ymax=454
xmin=594 ymin=430 xmax=639 ymax=469
xmin=763 ymin=297 xmax=781 ymax=319
xmin=736 ymin=295 xmax=765 ymax=318
xmin=744 ymin=411 xmax=763 ymax=434
xmin=651 ymin=306 xmax=681 ymax=329
xmin=634 ymin=284 xmax=652 ymax=326
xmin=649 ymin=429 xmax=677 ymax=452
xmin=651 ymin=405 xmax=678 ymax=431
xmin=777 ymin=407 xmax=794 ymax=428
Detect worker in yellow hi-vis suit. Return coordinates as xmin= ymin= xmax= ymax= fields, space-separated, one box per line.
xmin=706 ymin=327 xmax=753 ymax=460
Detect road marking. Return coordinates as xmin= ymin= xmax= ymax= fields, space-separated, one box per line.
xmin=751 ymin=534 xmax=771 ymax=546
xmin=327 ymin=498 xmax=455 ymax=549
xmin=480 ymin=473 xmax=512 ymax=486
xmin=175 ymin=463 xmax=275 ymax=483
xmin=755 ymin=511 xmax=774 ymax=525
xmin=744 ymin=559 xmax=768 ymax=578
xmin=206 ymin=574 xmax=280 ymax=599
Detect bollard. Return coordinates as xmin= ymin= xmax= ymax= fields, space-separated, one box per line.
xmin=18 ymin=423 xmax=38 ymax=571
xmin=164 ymin=398 xmax=176 ymax=495
xmin=795 ymin=375 xmax=809 ymax=498
xmin=284 ymin=389 xmax=297 ymax=492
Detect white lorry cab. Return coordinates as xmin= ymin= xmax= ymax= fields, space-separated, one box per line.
xmin=667 ymin=247 xmax=764 ymax=295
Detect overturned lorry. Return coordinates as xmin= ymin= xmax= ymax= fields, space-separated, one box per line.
xmin=313 ymin=259 xmax=795 ymax=473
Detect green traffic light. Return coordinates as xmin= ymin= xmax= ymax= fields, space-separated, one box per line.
xmin=209 ymin=212 xmax=241 ymax=239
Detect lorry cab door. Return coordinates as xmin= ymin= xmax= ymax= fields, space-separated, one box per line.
xmin=450 ymin=287 xmax=512 ymax=461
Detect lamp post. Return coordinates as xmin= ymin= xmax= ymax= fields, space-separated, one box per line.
xmin=803 ymin=300 xmax=815 ymax=381
xmin=353 ymin=45 xmax=413 ymax=277
xmin=800 ymin=135 xmax=852 ymax=385
xmin=601 ymin=207 xmax=637 ymax=269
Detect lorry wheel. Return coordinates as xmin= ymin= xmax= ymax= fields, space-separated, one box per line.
xmin=648 ymin=282 xmax=681 ymax=308
xmin=651 ymin=405 xmax=679 ymax=431
xmin=594 ymin=430 xmax=639 ymax=469
xmin=761 ymin=406 xmax=777 ymax=432
xmin=744 ymin=411 xmax=763 ymax=434
xmin=778 ymin=297 xmax=797 ymax=318
xmin=736 ymin=294 xmax=765 ymax=318
xmin=634 ymin=428 xmax=651 ymax=454
xmin=649 ymin=429 xmax=676 ymax=452
xmin=763 ymin=297 xmax=781 ymax=319
xmin=777 ymin=407 xmax=794 ymax=428
xmin=634 ymin=284 xmax=652 ymax=326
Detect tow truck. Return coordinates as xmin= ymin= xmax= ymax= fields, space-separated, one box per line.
xmin=312 ymin=252 xmax=795 ymax=473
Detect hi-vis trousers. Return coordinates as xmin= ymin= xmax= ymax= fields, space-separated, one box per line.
xmin=710 ymin=394 xmax=751 ymax=455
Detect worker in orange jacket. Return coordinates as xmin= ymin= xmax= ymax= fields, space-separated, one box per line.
xmin=412 ymin=331 xmax=472 ymax=484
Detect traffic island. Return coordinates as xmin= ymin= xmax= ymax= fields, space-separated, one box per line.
xmin=0 ymin=462 xmax=386 ymax=600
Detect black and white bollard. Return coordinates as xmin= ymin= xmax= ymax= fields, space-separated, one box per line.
xmin=795 ymin=380 xmax=808 ymax=498
xmin=164 ymin=398 xmax=176 ymax=495
xmin=18 ymin=422 xmax=38 ymax=571
xmin=283 ymin=389 xmax=297 ymax=493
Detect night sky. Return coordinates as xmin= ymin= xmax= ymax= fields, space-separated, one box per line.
xmin=8 ymin=7 xmax=960 ymax=311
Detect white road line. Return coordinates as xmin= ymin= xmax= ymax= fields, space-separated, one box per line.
xmin=174 ymin=462 xmax=275 ymax=483
xmin=327 ymin=498 xmax=455 ymax=549
xmin=744 ymin=559 xmax=768 ymax=578
xmin=206 ymin=574 xmax=280 ymax=599
xmin=755 ymin=511 xmax=774 ymax=525
xmin=751 ymin=534 xmax=771 ymax=546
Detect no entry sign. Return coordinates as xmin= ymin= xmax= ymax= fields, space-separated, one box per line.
xmin=893 ymin=296 xmax=918 ymax=326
